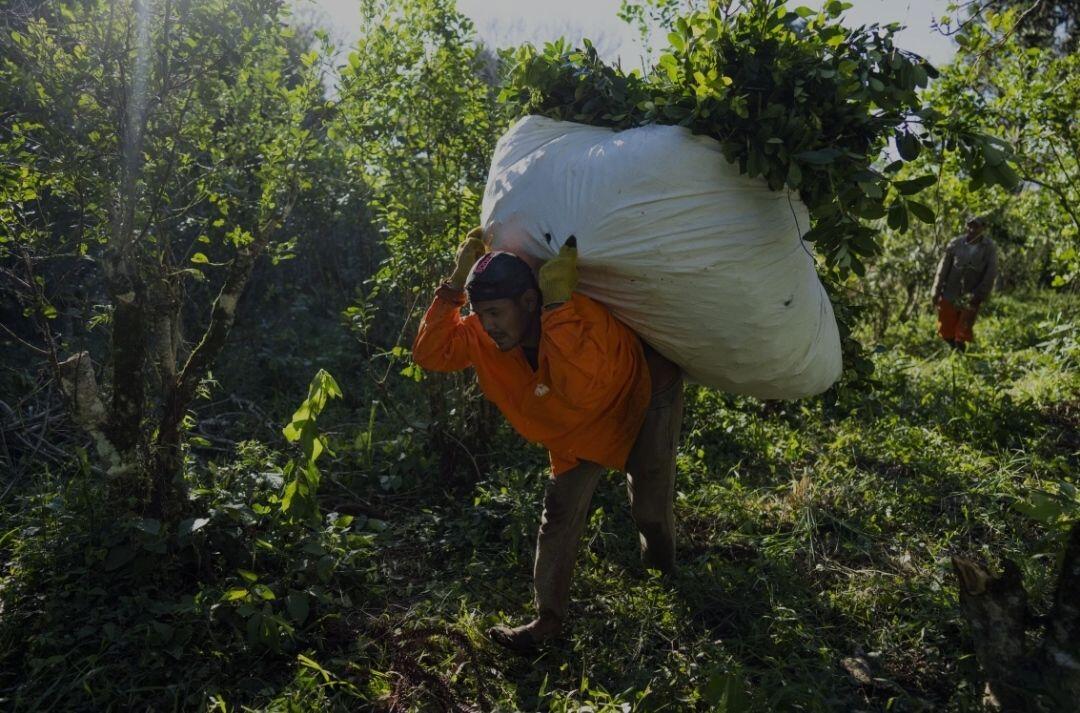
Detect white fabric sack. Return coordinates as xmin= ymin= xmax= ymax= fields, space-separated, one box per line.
xmin=480 ymin=115 xmax=842 ymax=400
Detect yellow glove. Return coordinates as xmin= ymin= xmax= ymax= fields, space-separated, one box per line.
xmin=538 ymin=235 xmax=578 ymax=308
xmin=447 ymin=226 xmax=487 ymax=289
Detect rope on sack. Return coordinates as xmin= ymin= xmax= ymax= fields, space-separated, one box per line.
xmin=787 ymin=192 xmax=815 ymax=261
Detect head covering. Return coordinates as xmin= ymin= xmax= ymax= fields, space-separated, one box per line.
xmin=465 ymin=251 xmax=538 ymax=303
xmin=967 ymin=215 xmax=989 ymax=229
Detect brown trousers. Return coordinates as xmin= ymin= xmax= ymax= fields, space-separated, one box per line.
xmin=532 ymin=357 xmax=684 ymax=622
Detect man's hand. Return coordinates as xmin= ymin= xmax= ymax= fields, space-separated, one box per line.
xmin=447 ymin=226 xmax=487 ymax=289
xmin=539 ymin=235 xmax=578 ymax=308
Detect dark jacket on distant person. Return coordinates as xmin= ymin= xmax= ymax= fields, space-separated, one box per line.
xmin=932 ymin=235 xmax=998 ymax=307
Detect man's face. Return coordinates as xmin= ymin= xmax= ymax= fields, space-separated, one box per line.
xmin=966 ymin=221 xmax=987 ymax=241
xmin=471 ymin=290 xmax=538 ymax=351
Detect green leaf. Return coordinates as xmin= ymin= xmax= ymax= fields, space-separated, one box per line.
xmin=855 ymin=201 xmax=885 ymax=219
xmin=906 ymin=200 xmax=935 ymax=223
xmin=794 ymin=148 xmax=842 ymax=164
xmin=982 ymin=140 xmax=1006 ymax=167
xmin=287 ymin=592 xmax=310 ymax=624
xmin=136 ymin=519 xmax=161 ymax=535
xmin=893 ymin=174 xmax=937 ymax=195
xmin=896 ymin=132 xmax=921 ymax=161
xmin=252 ymin=584 xmax=276 ymax=601
xmin=104 ymin=545 xmax=135 ymax=571
xmin=786 ymin=162 xmax=802 ymax=188
xmin=316 ymin=555 xmax=335 ymax=582
xmin=990 ymin=162 xmax=1020 ymax=190
xmin=701 ymin=669 xmax=751 ymax=711
xmin=222 ymin=588 xmax=249 ymax=601
xmin=1013 ymin=491 xmax=1066 ymax=524
xmin=851 ymin=231 xmax=878 ymax=256
xmin=246 ymin=611 xmax=262 ymax=645
xmin=887 ymin=203 xmax=909 ymax=232
xmin=178 ymin=517 xmax=210 ymax=537
xmin=297 ymin=653 xmax=331 ymax=682
xmin=912 ymin=63 xmax=928 ymax=87
xmin=191 ymin=252 xmax=209 ymax=264
xmin=858 ymin=181 xmax=883 ymax=198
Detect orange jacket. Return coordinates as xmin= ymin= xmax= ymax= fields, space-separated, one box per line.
xmin=412 ymin=287 xmax=651 ymax=475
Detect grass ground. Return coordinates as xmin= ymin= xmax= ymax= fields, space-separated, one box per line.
xmin=1 ymin=289 xmax=1077 ymax=711
xmin=353 ymin=290 xmax=1077 ymax=711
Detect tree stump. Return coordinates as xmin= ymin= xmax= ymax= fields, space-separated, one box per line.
xmin=953 ymin=522 xmax=1080 ymax=711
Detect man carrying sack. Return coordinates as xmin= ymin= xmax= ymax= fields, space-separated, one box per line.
xmin=412 ymin=228 xmax=683 ymax=651
xmin=932 ymin=215 xmax=999 ymax=351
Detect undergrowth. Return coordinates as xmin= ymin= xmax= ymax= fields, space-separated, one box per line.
xmin=1 ymin=288 xmax=1076 ymax=711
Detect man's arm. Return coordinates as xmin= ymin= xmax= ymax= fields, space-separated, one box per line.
xmin=412 ymin=285 xmax=474 ymax=372
xmin=411 ymin=230 xmax=486 ymax=373
xmin=971 ymin=244 xmax=998 ymax=307
xmin=931 ymin=243 xmax=954 ymax=305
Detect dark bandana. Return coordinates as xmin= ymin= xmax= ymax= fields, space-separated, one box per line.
xmin=465 ymin=251 xmax=537 ymax=302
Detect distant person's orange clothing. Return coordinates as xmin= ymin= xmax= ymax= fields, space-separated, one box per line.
xmin=412 ymin=287 xmax=651 ymax=475
xmin=937 ymin=298 xmax=976 ymax=343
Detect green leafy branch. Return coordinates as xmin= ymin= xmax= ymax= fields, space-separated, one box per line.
xmin=499 ymin=0 xmax=1021 ymax=276
xmin=281 ymin=369 xmax=342 ymax=522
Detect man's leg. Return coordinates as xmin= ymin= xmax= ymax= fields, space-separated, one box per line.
xmin=624 ymin=352 xmax=684 ymax=574
xmin=956 ymin=306 xmax=977 ymax=347
xmin=489 ymin=461 xmax=604 ymax=650
xmin=937 ymin=298 xmax=958 ymax=345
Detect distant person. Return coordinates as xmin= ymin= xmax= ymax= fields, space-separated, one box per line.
xmin=931 ymin=216 xmax=998 ymax=351
xmin=412 ymin=228 xmax=683 ymax=652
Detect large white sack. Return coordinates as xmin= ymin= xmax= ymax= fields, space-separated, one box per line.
xmin=480 ymin=115 xmax=842 ymax=400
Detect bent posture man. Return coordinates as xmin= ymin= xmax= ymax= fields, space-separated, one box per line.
xmin=412 ymin=229 xmax=683 ymax=651
xmin=932 ymin=216 xmax=998 ymax=351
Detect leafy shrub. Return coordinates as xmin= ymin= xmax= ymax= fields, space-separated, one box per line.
xmin=500 ymin=0 xmax=1018 ymax=274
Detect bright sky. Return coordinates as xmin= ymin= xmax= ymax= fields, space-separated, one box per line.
xmin=294 ymin=0 xmax=959 ymax=69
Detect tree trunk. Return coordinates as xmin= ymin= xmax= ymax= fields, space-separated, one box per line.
xmin=953 ymin=522 xmax=1080 ymax=711
xmin=151 ymin=232 xmax=273 ymax=517
xmin=102 ymin=258 xmax=147 ymax=476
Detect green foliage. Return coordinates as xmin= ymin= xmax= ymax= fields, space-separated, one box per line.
xmin=0 ymin=0 xmax=328 ymax=509
xmin=930 ymin=9 xmax=1080 ymax=287
xmin=858 ymin=5 xmax=1079 ymax=351
xmin=334 ymin=0 xmax=501 ymax=299
xmin=500 ymin=0 xmax=1019 ymax=275
xmin=1 ymin=0 xmax=1078 ymax=710
xmin=0 ymin=438 xmax=385 ymax=709
xmin=281 ymin=369 xmax=342 ymax=522
xmin=1014 ymin=482 xmax=1080 ymax=536
xmin=1 ymin=0 xmax=323 ymax=261
xmin=332 ymin=0 xmax=506 ymax=482
xmin=617 ymin=0 xmax=685 ymax=64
